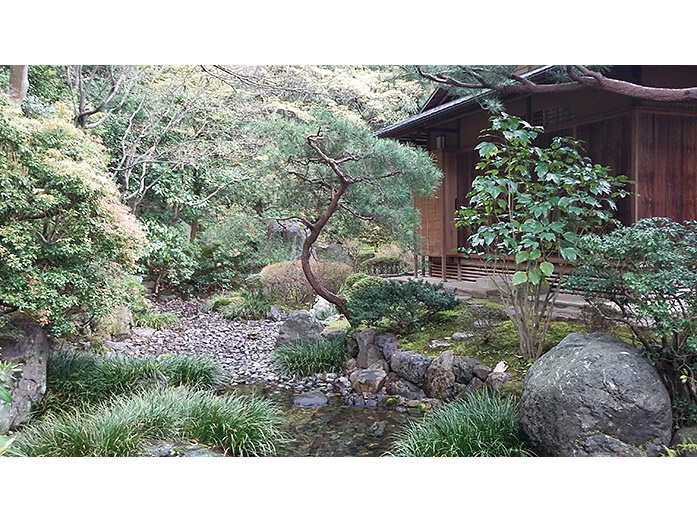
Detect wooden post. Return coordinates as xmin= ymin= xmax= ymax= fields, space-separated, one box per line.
xmin=456 ymin=256 xmax=462 ymax=282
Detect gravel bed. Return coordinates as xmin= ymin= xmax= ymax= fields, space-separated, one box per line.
xmin=111 ymin=298 xmax=293 ymax=386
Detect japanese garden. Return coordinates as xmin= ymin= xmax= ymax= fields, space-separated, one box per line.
xmin=2 ymin=64 xmax=697 ymax=458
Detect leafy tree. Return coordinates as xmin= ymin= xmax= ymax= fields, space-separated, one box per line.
xmin=0 ymin=97 xmax=145 ymax=336
xmin=254 ymin=107 xmax=441 ymax=317
xmin=564 ymin=218 xmax=697 ymax=421
xmin=456 ymin=113 xmax=629 ymax=359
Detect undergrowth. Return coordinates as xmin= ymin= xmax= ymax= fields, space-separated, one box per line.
xmin=387 ymin=390 xmax=533 ymax=457
xmin=133 ymin=310 xmax=178 ymax=330
xmin=36 ymin=351 xmax=223 ymax=416
xmin=272 ymin=336 xmax=348 ymax=378
xmin=8 ymin=387 xmax=285 ymax=457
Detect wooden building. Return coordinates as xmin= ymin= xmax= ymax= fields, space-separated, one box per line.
xmin=376 ymin=65 xmax=697 ymax=281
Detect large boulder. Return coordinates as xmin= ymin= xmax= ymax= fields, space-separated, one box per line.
xmin=355 ymin=329 xmax=383 ymax=369
xmin=423 ymin=350 xmax=456 ymax=399
xmin=390 ymin=351 xmax=432 ymax=387
xmin=349 ymin=368 xmax=387 ymax=394
xmin=0 ymin=318 xmax=50 ymax=434
xmin=275 ymin=310 xmax=324 ymax=348
xmin=519 ymin=333 xmax=673 ymax=457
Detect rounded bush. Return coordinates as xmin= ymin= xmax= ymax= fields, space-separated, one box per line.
xmin=259 ymin=260 xmax=352 ymax=307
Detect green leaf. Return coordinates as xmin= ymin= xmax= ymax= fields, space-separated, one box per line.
xmin=0 ymin=434 xmax=15 ymax=455
xmin=476 ymin=141 xmax=498 ymax=158
xmin=530 ymin=248 xmax=541 ymax=260
xmin=512 ymin=271 xmax=528 ymax=286
xmin=529 ymin=268 xmax=542 ymax=285
xmin=540 ymin=261 xmax=554 ymax=276
xmin=0 ymin=387 xmax=12 ymax=404
xmin=515 ymin=251 xmax=529 ymax=264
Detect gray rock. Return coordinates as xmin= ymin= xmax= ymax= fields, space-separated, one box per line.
xmin=368 ymin=421 xmax=386 ymax=437
xmin=465 ymin=377 xmax=486 ymax=393
xmin=519 ymin=333 xmax=673 ymax=457
xmin=453 ymin=357 xmax=475 ymax=384
xmin=380 ymin=341 xmax=402 ymax=365
xmin=266 ymin=305 xmax=286 ymax=322
xmin=0 ymin=318 xmax=49 ymax=434
xmin=385 ymin=378 xmax=426 ymax=400
xmin=140 ymin=440 xmax=175 ymax=457
xmin=473 ymin=364 xmax=492 ymax=381
xmin=357 ymin=344 xmax=383 ymax=369
xmin=275 ymin=310 xmax=324 ymax=348
xmin=293 ymin=390 xmax=329 ymax=408
xmin=451 ymin=332 xmax=475 ymax=342
xmin=429 ymin=339 xmax=452 ymax=350
xmin=322 ymin=328 xmax=348 ymax=342
xmin=374 ymin=333 xmax=398 ymax=349
xmin=390 ymin=350 xmax=433 ymax=387
xmin=349 ymin=368 xmax=387 ymax=394
xmin=485 ymin=371 xmax=512 ymax=391
xmin=347 ymin=337 xmax=359 ymax=358
xmin=310 ymin=296 xmax=337 ymax=320
xmin=423 ymin=350 xmax=456 ymax=399
xmin=104 ymin=340 xmax=128 ymax=351
xmin=176 ymin=444 xmax=225 ymax=457
xmin=355 ymin=329 xmax=376 ymax=350
xmin=335 ymin=376 xmax=351 ymax=389
xmin=132 ymin=327 xmax=156 ymax=338
xmin=343 ymin=358 xmax=357 ymax=373
xmin=368 ymin=359 xmax=390 ymax=374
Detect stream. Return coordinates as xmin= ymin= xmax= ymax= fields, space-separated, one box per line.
xmin=234 ymin=384 xmax=425 ymax=457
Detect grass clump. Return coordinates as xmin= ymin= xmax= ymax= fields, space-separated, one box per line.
xmin=204 ymin=293 xmax=243 ymax=312
xmin=133 ymin=310 xmax=178 ymax=330
xmin=9 ymin=387 xmax=285 ymax=457
xmin=272 ymin=336 xmax=348 ymax=377
xmin=39 ymin=351 xmax=223 ymax=415
xmin=387 ymin=390 xmax=532 ymax=457
xmin=218 ymin=290 xmax=270 ymax=320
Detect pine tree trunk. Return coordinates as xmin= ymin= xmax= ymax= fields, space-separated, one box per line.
xmin=7 ymin=65 xmax=29 ymax=105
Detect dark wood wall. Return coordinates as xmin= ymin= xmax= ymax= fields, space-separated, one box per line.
xmin=636 ymin=111 xmax=697 ymax=222
xmin=414 ymin=67 xmax=697 ymax=259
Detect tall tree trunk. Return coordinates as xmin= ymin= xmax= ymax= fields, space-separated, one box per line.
xmin=190 ymin=218 xmax=199 ymax=242
xmin=7 ymin=65 xmax=29 ymax=105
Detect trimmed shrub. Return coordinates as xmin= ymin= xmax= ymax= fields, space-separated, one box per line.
xmin=359 ymin=255 xmax=408 ymax=275
xmin=387 ymin=390 xmax=533 ymax=457
xmin=260 ymin=260 xmax=352 ymax=307
xmin=9 ymin=386 xmax=285 ymax=457
xmin=339 ymin=272 xmax=385 ymax=298
xmin=347 ymin=278 xmax=458 ymax=333
xmin=272 ymin=336 xmax=348 ymax=378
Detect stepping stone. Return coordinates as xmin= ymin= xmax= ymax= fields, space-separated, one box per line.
xmin=293 ymin=390 xmax=329 ymax=408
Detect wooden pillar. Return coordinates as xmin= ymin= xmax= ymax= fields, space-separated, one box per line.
xmin=456 ymin=256 xmax=462 ymax=282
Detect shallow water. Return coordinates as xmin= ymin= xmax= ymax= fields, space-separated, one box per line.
xmin=232 ymin=384 xmax=425 ymax=457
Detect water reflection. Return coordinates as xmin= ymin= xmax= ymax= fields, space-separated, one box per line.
xmin=232 ymin=384 xmax=424 ymax=457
